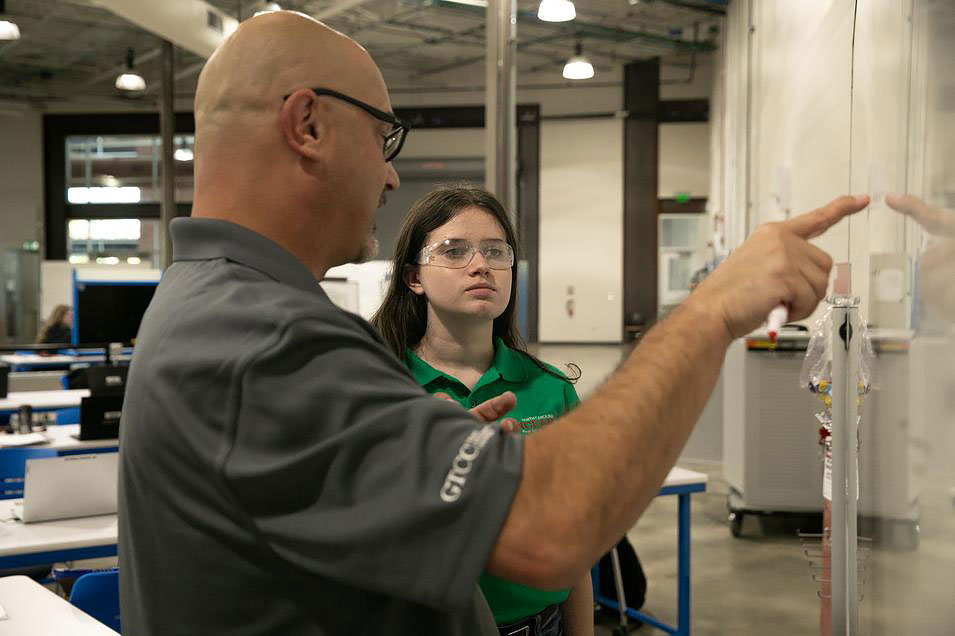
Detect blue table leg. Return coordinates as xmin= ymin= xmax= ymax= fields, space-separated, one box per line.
xmin=678 ymin=492 xmax=691 ymax=636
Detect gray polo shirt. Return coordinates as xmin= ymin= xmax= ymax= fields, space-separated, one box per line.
xmin=119 ymin=217 xmax=523 ymax=635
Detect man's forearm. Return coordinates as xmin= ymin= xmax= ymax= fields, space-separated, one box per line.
xmin=490 ymin=298 xmax=731 ymax=587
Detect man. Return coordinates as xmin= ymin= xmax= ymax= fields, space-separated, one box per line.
xmin=119 ymin=10 xmax=869 ymax=635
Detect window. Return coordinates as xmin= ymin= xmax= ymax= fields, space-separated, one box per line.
xmin=67 ymin=218 xmax=160 ymax=267
xmin=66 ymin=134 xmax=195 ymax=205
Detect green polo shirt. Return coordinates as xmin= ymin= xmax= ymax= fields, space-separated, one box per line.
xmin=406 ymin=339 xmax=580 ymax=624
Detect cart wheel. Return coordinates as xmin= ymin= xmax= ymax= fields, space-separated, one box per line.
xmin=729 ymin=511 xmax=744 ymax=537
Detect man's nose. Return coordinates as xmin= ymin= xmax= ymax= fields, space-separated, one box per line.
xmin=385 ymin=161 xmax=400 ymax=190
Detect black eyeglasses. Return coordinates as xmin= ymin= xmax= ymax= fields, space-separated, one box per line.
xmin=283 ymin=87 xmax=410 ymax=162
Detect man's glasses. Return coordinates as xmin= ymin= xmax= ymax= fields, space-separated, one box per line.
xmin=417 ymin=239 xmax=515 ymax=270
xmin=283 ymin=87 xmax=411 ymax=162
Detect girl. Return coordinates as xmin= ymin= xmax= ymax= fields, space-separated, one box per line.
xmin=371 ymin=184 xmax=590 ymax=636
xmin=37 ymin=304 xmax=73 ymax=344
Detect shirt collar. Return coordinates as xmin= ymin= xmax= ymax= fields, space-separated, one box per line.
xmin=170 ymin=217 xmax=324 ymax=296
xmin=489 ymin=337 xmax=528 ymax=383
xmin=405 ymin=337 xmax=528 ymax=389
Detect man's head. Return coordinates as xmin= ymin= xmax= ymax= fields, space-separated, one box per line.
xmin=192 ymin=11 xmax=401 ymax=276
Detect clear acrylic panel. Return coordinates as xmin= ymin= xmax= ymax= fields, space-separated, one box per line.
xmin=847 ymin=0 xmax=955 ymax=633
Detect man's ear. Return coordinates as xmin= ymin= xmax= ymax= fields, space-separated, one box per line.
xmin=280 ymin=89 xmax=324 ymax=161
xmin=403 ymin=264 xmax=425 ymax=296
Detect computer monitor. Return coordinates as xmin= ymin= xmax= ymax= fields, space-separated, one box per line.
xmin=74 ymin=281 xmax=157 ymax=345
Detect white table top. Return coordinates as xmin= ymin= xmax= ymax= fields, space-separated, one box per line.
xmin=663 ymin=466 xmax=708 ymax=488
xmin=0 ymin=575 xmax=118 ymax=634
xmin=1 ymin=354 xmax=100 ymax=366
xmin=0 ymin=425 xmax=117 ymax=451
xmin=1 ymin=353 xmax=132 ymax=366
xmin=0 ymin=501 xmax=116 ymax=559
xmin=0 ymin=390 xmax=89 ymax=412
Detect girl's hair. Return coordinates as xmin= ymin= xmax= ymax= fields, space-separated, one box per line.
xmin=370 ymin=183 xmax=579 ymax=384
xmin=37 ymin=304 xmax=71 ymax=343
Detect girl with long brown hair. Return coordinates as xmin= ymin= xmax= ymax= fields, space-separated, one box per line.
xmin=371 ymin=184 xmax=589 ymax=636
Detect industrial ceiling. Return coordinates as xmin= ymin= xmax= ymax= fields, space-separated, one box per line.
xmin=0 ymin=0 xmax=723 ymax=107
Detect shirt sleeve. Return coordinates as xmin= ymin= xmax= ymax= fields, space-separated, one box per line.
xmin=221 ymin=309 xmax=524 ymax=612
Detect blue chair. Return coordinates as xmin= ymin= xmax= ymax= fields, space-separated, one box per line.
xmin=69 ymin=569 xmax=121 ymax=633
xmin=0 ymin=448 xmax=57 ymax=500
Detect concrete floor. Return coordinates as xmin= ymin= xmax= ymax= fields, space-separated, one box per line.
xmin=532 ymin=343 xmax=955 ymax=636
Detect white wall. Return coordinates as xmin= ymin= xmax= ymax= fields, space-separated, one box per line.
xmin=538 ymin=118 xmax=623 ymax=342
xmin=0 ymin=110 xmax=44 ymax=249
xmin=398 ymin=128 xmax=485 ymax=159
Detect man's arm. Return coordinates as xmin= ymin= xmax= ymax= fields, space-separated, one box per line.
xmin=487 ymin=195 xmax=870 ymax=588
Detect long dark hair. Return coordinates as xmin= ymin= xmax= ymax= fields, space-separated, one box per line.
xmin=371 ymin=183 xmax=578 ymax=384
xmin=37 ymin=304 xmax=71 ymax=343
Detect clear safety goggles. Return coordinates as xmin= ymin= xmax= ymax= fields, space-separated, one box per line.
xmin=416 ymin=238 xmax=515 ymax=270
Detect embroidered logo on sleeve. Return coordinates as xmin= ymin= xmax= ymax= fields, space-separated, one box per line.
xmin=440 ymin=425 xmax=496 ymax=503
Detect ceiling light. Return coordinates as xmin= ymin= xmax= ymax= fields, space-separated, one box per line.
xmin=174 ymin=147 xmax=193 ymax=162
xmin=562 ymin=41 xmax=594 ymax=80
xmin=537 ymin=0 xmax=575 ymax=23
xmin=115 ymin=48 xmax=146 ymax=92
xmin=0 ymin=0 xmax=20 ymax=40
xmin=442 ymin=0 xmax=488 ymax=6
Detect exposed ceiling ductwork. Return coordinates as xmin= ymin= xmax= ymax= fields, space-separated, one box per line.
xmin=0 ymin=0 xmax=721 ymax=105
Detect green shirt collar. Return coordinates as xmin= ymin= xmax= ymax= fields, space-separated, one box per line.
xmin=405 ymin=337 xmax=528 ymax=391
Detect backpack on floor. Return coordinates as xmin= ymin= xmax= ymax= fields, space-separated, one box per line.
xmin=598 ymin=536 xmax=647 ymax=610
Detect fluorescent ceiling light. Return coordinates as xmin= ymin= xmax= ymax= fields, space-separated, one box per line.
xmin=0 ymin=19 xmax=19 ymax=40
xmin=67 ymin=186 xmax=142 ymax=205
xmin=537 ymin=0 xmax=575 ymax=22
xmin=174 ymin=147 xmax=194 ymax=162
xmin=70 ymin=219 xmax=143 ymax=241
xmin=443 ymin=0 xmax=488 ymax=6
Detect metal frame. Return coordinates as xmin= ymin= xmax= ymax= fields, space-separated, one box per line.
xmin=592 ymin=480 xmax=706 ymax=636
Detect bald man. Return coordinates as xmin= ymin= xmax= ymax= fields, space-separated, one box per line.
xmin=119 ymin=11 xmax=869 ymax=636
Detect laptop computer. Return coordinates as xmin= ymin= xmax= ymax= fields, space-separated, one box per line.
xmin=77 ymin=394 xmax=124 ymax=440
xmin=11 ymin=453 xmax=118 ymax=523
